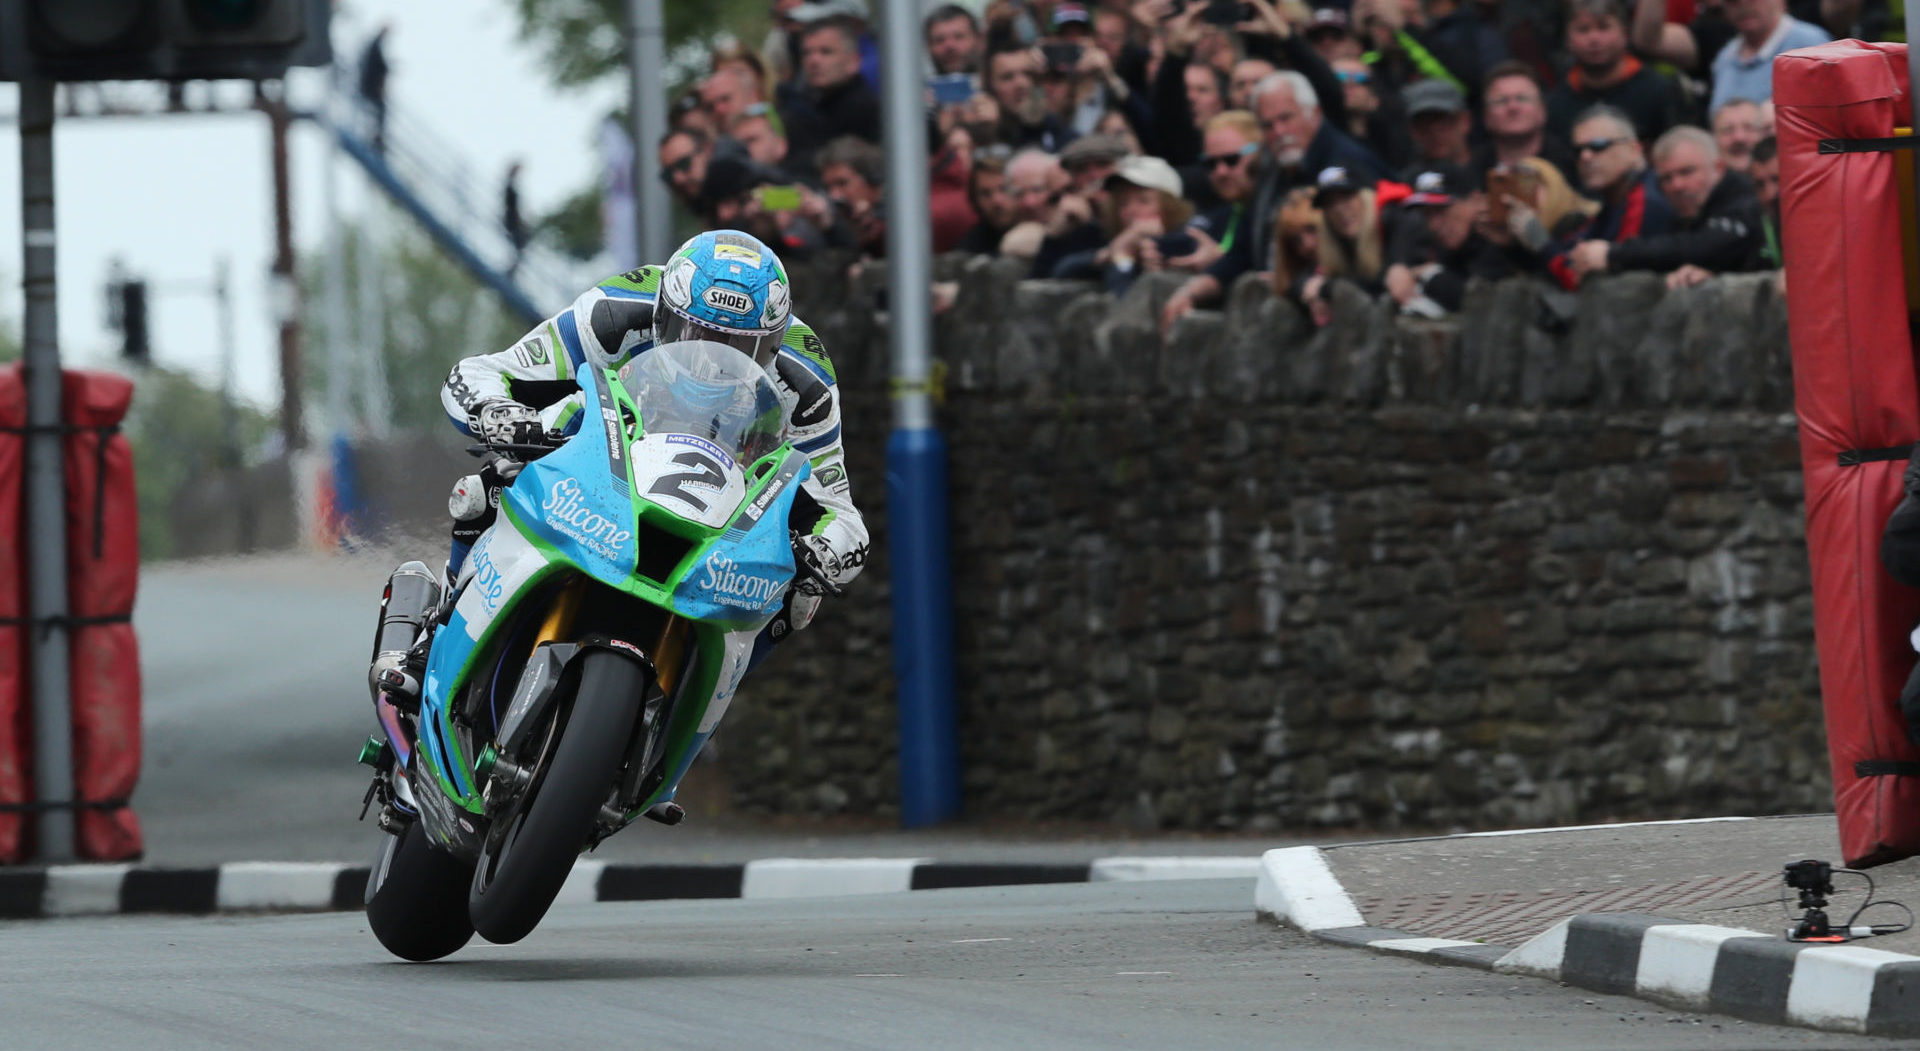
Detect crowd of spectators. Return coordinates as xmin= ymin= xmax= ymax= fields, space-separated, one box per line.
xmin=664 ymin=0 xmax=1863 ymax=328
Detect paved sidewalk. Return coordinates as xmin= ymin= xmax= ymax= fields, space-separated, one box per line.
xmin=1320 ymin=815 xmax=1919 ymax=958
xmin=1255 ymin=815 xmax=1920 ymax=1037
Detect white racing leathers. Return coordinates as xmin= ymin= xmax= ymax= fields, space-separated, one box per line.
xmin=439 ymin=266 xmax=869 ymax=594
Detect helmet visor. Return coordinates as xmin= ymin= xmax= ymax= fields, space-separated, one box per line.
xmin=654 ymin=307 xmax=784 ymax=369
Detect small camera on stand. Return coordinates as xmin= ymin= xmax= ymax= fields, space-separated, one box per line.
xmin=1784 ymin=859 xmax=1838 ymax=941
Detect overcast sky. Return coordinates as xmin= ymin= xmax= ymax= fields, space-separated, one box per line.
xmin=0 ymin=0 xmax=623 ymax=411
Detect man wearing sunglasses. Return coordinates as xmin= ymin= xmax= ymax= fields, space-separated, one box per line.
xmin=1538 ymin=106 xmax=1673 ymax=289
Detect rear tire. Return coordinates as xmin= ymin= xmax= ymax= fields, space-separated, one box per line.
xmin=468 ymin=649 xmax=646 ymax=944
xmin=365 ymin=815 xmax=478 ymax=962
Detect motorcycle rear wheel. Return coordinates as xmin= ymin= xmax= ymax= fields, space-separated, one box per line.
xmin=468 ymin=649 xmax=645 ymax=944
xmin=365 ymin=815 xmax=478 ymax=962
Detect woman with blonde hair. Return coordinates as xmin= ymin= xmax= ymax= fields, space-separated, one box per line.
xmin=1287 ymin=166 xmax=1396 ymax=324
xmin=1269 ymin=187 xmax=1324 ymax=311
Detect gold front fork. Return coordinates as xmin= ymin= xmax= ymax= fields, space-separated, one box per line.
xmin=531 ymin=576 xmax=586 ymax=652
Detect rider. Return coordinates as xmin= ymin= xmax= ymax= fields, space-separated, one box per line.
xmin=436 ymin=229 xmax=867 ymax=664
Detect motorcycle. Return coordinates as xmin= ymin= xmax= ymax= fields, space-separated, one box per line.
xmin=353 ymin=339 xmax=817 ymax=961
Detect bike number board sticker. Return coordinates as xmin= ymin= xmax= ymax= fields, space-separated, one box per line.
xmin=632 ymin=432 xmax=745 ymax=530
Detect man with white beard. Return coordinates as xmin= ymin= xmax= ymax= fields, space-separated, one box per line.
xmin=1161 ymin=71 xmax=1386 ymax=329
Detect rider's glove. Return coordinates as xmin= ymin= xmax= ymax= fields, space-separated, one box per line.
xmin=470 ymin=400 xmax=545 ymax=447
xmin=768 ymin=533 xmax=842 ymax=641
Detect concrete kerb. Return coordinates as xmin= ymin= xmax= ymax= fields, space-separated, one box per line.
xmin=0 ymin=855 xmax=1261 ymax=920
xmin=1253 ymin=842 xmax=1920 ymax=1038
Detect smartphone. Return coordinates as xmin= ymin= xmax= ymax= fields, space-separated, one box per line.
xmin=754 ymin=185 xmax=803 ymax=212
xmin=1153 ymin=231 xmax=1200 ymax=258
xmin=928 ymin=73 xmax=974 ymax=106
xmin=1041 ymin=42 xmax=1083 ymax=74
xmin=1202 ymin=0 xmax=1250 ymax=26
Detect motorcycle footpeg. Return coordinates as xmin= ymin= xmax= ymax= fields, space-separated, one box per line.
xmin=642 ymin=801 xmax=685 ymax=826
xmin=375 ymin=667 xmax=421 ymax=712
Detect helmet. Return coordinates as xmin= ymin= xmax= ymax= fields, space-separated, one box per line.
xmin=653 ymin=230 xmax=792 ymax=369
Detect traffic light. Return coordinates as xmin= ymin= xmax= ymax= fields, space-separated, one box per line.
xmin=120 ymin=280 xmax=149 ymax=363
xmin=0 ymin=0 xmax=332 ymax=83
xmin=107 ymin=273 xmax=150 ymax=363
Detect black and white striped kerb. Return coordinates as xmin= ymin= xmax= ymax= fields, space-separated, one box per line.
xmin=0 ymin=856 xmax=1259 ymax=920
xmin=1500 ymin=912 xmax=1920 ymax=1037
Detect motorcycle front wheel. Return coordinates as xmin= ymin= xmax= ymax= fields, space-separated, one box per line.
xmin=467 ymin=649 xmax=645 ymax=944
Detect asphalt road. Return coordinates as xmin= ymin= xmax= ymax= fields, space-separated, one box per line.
xmin=133 ymin=553 xmax=1296 ymax=865
xmin=3 ymin=879 xmax=1899 ymax=1050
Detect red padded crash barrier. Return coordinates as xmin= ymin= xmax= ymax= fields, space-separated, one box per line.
xmin=61 ymin=370 xmax=141 ymax=861
xmin=1778 ymin=40 xmax=1920 ymax=868
xmin=0 ymin=365 xmax=26 ymax=863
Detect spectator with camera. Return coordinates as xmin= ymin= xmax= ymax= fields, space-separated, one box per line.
xmin=1071 ymin=154 xmax=1201 ymax=293
xmin=1545 ymin=0 xmax=1683 ymax=144
xmin=1383 ymin=163 xmax=1520 ymax=316
xmin=1535 ymin=106 xmax=1674 ymax=289
xmin=780 ymin=17 xmax=882 ymax=171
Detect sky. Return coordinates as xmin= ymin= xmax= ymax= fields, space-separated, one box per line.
xmin=0 ymin=0 xmax=624 ymax=411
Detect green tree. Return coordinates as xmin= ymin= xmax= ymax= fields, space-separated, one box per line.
xmin=507 ymin=0 xmax=771 ymax=89
xmin=123 ymin=366 xmax=276 ymax=558
xmin=301 ymin=219 xmax=531 ymax=435
xmin=0 ymin=318 xmax=17 ymax=364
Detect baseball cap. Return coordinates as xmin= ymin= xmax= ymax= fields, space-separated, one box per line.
xmin=1052 ymin=3 xmax=1091 ymax=29
xmin=1306 ymin=8 xmax=1350 ymax=35
xmin=1105 ymin=154 xmax=1184 ymax=198
xmin=789 ymin=0 xmax=869 ymax=24
xmin=1403 ymin=79 xmax=1467 ymax=118
xmin=1404 ymin=163 xmax=1477 ymax=206
xmin=1313 ymin=165 xmax=1363 ymax=205
xmin=1059 ymin=133 xmax=1133 ymax=172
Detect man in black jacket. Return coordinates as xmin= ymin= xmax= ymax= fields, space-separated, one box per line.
xmin=779 ymin=18 xmax=881 ymax=172
xmin=1571 ymin=125 xmax=1765 ymax=284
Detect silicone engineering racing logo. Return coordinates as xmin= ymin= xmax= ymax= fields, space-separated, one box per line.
xmin=543 ymin=477 xmax=633 ymax=559
xmin=698 ymin=552 xmax=784 ymax=611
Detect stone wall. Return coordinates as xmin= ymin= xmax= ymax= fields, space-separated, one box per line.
xmin=718 ymin=260 xmax=1829 ymax=831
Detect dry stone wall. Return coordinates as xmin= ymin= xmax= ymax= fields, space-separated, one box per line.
xmin=717 ymin=259 xmax=1828 ymax=831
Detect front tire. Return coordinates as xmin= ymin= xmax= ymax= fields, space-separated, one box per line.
xmin=365 ymin=815 xmax=478 ymax=962
xmin=468 ymin=649 xmax=646 ymax=944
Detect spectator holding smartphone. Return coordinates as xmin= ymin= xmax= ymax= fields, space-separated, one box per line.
xmin=1083 ymin=155 xmax=1198 ymax=293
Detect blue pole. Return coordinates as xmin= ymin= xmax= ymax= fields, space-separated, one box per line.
xmin=887 ymin=428 xmax=960 ymax=825
xmin=879 ymin=0 xmax=959 ymax=825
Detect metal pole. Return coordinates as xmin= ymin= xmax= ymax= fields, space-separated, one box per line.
xmin=19 ymin=77 xmax=75 ymax=862
xmin=323 ymin=132 xmax=351 ymax=435
xmin=265 ymin=85 xmax=304 ymax=450
xmin=879 ymin=0 xmax=959 ymax=826
xmin=627 ymin=0 xmax=671 ymax=262
xmin=1908 ymin=6 xmax=1920 ymax=209
xmin=214 ymin=256 xmax=255 ymax=553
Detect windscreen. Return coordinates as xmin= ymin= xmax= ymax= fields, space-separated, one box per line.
xmin=617 ymin=340 xmax=786 ymax=463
